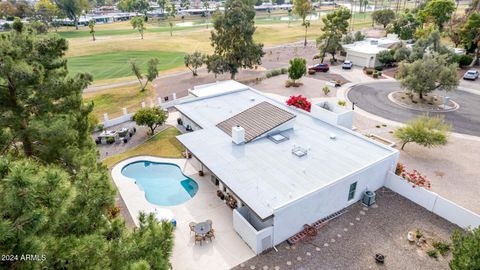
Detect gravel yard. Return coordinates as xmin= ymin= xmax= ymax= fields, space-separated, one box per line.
xmin=233 ymin=188 xmax=459 ymax=270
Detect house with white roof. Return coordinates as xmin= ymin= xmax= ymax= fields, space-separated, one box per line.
xmin=343 ymin=34 xmax=402 ymax=68
xmin=174 ymin=80 xmax=399 ymax=254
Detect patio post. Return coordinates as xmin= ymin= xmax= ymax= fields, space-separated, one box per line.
xmin=122 ymin=108 xmax=128 ymax=115
xmin=141 ymin=102 xmax=146 ymax=108
xmin=157 ymin=97 xmax=162 ymax=106
xmin=173 ymin=93 xmax=177 ymax=100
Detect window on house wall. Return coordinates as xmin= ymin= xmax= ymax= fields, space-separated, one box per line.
xmin=348 ymin=182 xmax=357 ymax=201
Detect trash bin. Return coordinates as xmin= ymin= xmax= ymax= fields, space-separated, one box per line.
xmin=362 ymin=190 xmax=376 ymax=206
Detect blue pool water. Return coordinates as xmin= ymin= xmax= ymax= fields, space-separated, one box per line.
xmin=121 ymin=161 xmax=198 ymax=206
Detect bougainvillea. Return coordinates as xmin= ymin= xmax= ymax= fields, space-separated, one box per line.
xmin=286 ymin=95 xmax=311 ymax=112
xmin=398 ymin=164 xmax=431 ymax=189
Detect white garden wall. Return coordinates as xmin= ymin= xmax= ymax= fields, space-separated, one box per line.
xmin=385 ymin=172 xmax=480 ymax=229
xmin=233 ymin=208 xmax=274 ymax=254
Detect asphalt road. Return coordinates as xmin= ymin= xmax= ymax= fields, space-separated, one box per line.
xmin=348 ymin=81 xmax=480 ymax=136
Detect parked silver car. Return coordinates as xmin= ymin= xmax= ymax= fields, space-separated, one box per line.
xmin=342 ymin=60 xmax=353 ymax=69
xmin=463 ymin=69 xmax=479 ymax=80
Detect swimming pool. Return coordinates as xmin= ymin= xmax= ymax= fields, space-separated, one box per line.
xmin=121 ymin=161 xmax=198 ymax=206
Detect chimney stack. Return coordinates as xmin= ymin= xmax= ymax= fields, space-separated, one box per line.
xmin=232 ymin=125 xmax=245 ymax=145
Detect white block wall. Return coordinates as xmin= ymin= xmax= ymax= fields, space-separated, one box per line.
xmin=233 ymin=208 xmax=274 ymax=254
xmin=385 ymin=172 xmax=480 ymax=229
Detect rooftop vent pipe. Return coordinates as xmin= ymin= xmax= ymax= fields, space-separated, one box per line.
xmin=232 ymin=125 xmax=245 ymax=145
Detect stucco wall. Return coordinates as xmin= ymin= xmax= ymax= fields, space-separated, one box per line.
xmin=272 ymin=154 xmax=398 ymax=245
xmin=233 ymin=208 xmax=274 ymax=254
xmin=385 ymin=172 xmax=480 ymax=229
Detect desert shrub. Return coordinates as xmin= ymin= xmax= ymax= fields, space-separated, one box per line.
xmin=266 ymin=68 xmax=283 ymax=78
xmin=106 ymin=137 xmax=115 ymax=144
xmin=432 ymin=241 xmax=450 ymax=256
xmin=337 ymin=100 xmax=347 ymax=106
xmin=373 ymin=73 xmax=379 ymax=78
xmin=322 ymin=86 xmax=330 ymax=96
xmin=427 ymin=249 xmax=438 ymax=259
xmin=281 ymin=68 xmax=288 ymax=74
xmin=375 ymin=66 xmax=383 ymax=71
xmin=456 ymin=54 xmax=473 ymax=67
xmin=366 ymin=69 xmax=374 ymax=75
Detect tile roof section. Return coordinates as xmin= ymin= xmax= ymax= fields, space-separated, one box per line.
xmin=216 ymin=101 xmax=296 ymax=142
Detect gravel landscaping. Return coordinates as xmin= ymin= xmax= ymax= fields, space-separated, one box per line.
xmin=233 ymin=188 xmax=459 ymax=270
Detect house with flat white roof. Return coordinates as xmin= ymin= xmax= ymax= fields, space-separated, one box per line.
xmin=174 ymin=81 xmax=399 ymax=254
xmin=343 ymin=34 xmax=402 ymax=68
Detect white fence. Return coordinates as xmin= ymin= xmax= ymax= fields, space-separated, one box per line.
xmin=233 ymin=207 xmax=274 ymax=254
xmin=385 ymin=172 xmax=480 ymax=229
xmin=101 ymin=96 xmax=187 ymax=128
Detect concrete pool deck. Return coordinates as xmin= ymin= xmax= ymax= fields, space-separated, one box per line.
xmin=111 ymin=156 xmax=255 ymax=270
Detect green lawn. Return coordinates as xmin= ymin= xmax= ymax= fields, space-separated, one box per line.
xmin=58 ymin=25 xmax=200 ymax=39
xmin=102 ymin=127 xmax=185 ymax=168
xmin=67 ymin=51 xmax=185 ymax=81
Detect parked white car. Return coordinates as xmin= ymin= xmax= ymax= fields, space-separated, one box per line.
xmin=463 ymin=69 xmax=479 ymax=80
xmin=342 ymin=60 xmax=353 ymax=69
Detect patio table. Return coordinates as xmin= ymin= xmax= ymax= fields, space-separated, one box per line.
xmin=194 ymin=222 xmax=211 ymax=235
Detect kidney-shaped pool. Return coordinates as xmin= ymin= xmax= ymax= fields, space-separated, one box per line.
xmin=121 ymin=160 xmax=199 ymax=206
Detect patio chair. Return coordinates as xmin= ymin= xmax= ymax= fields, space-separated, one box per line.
xmin=206 ymin=229 xmax=215 ymax=241
xmin=189 ymin=222 xmax=196 ymax=235
xmin=194 ymin=234 xmax=204 ymax=246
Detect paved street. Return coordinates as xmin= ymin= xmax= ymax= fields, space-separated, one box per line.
xmin=348 ymin=81 xmax=480 ymax=136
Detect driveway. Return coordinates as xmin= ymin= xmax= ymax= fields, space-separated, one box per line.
xmin=347 ymin=81 xmax=480 ymax=136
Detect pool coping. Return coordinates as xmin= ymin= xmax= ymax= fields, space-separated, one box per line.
xmin=111 ymin=155 xmax=198 ymax=227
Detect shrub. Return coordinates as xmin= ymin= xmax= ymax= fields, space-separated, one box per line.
xmin=337 ymin=100 xmax=347 ymax=106
xmin=286 ymin=95 xmax=311 ymax=112
xmin=373 ymin=73 xmax=379 ymax=78
xmin=456 ymin=54 xmax=473 ymax=67
xmin=322 ymin=86 xmax=331 ymax=96
xmin=266 ymin=68 xmax=283 ymax=78
xmin=106 ymin=137 xmax=115 ymax=144
xmin=375 ymin=66 xmax=383 ymax=71
xmin=366 ymin=69 xmax=374 ymax=75
xmin=432 ymin=241 xmax=450 ymax=256
xmin=378 ymin=71 xmax=383 ymax=76
xmin=288 ymin=58 xmax=307 ymax=83
xmin=280 ymin=67 xmax=288 ymax=74
xmin=427 ymin=249 xmax=438 ymax=259
xmin=395 ymin=163 xmax=405 ymax=175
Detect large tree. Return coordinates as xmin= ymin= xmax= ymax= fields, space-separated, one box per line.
xmin=210 ymin=0 xmax=264 ymax=79
xmin=184 ymin=51 xmax=206 ymax=76
xmin=54 ymin=0 xmax=89 ymax=30
xmin=418 ymin=0 xmax=456 ymax=30
xmin=397 ymin=54 xmax=459 ymax=99
xmin=131 ymin=15 xmax=146 ymax=39
xmin=0 ymin=22 xmax=174 ymax=269
xmin=461 ymin=12 xmax=480 ymax=66
xmin=372 ymin=9 xmax=396 ymax=28
xmin=129 ymin=58 xmax=159 ymax=91
xmin=133 ymin=107 xmax=168 ymax=135
xmin=293 ymin=0 xmax=313 ymax=47
xmin=317 ymin=7 xmax=351 ymax=63
xmin=450 ymin=227 xmax=480 ymax=270
xmin=394 ymin=114 xmax=451 ymax=150
xmin=389 ymin=11 xmax=420 ymax=40
xmin=34 ymin=0 xmax=59 ymax=28
xmin=118 ymin=0 xmax=150 ymax=16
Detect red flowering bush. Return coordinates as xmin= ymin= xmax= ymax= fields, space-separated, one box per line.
xmin=398 ymin=164 xmax=431 ymax=189
xmin=286 ymin=95 xmax=311 ymax=112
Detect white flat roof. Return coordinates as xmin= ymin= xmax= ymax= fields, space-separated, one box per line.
xmin=343 ymin=38 xmax=400 ymax=55
xmin=175 ymin=82 xmax=396 ymax=219
xmin=189 ymin=80 xmax=249 ymax=97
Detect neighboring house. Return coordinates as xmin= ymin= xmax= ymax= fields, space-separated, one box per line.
xmin=175 ymin=80 xmax=399 ymax=254
xmin=342 ymin=34 xmax=402 ymax=68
